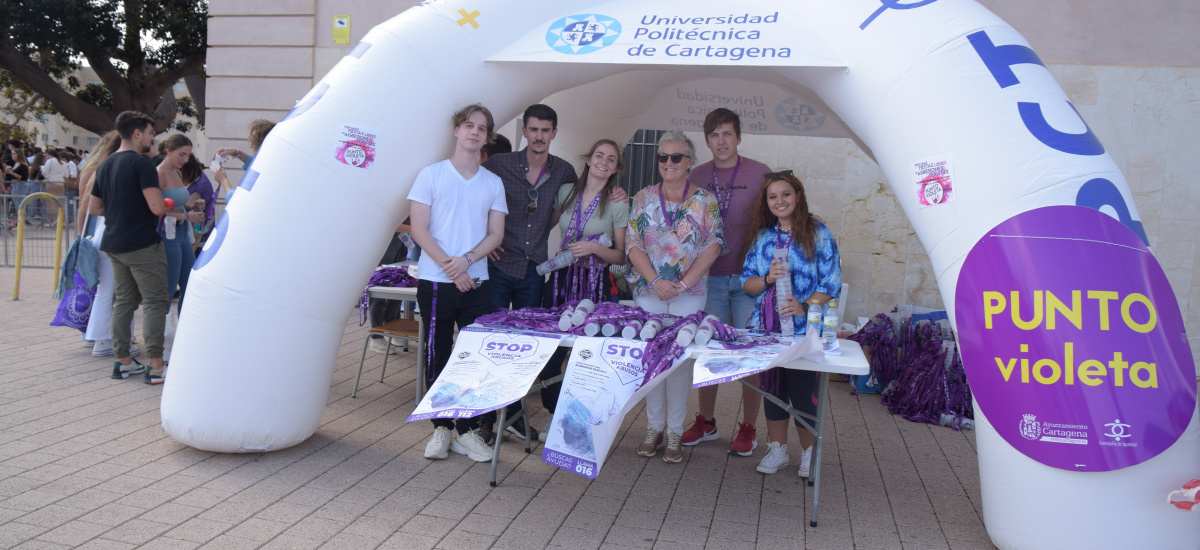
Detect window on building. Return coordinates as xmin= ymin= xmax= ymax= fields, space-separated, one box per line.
xmin=73 ymin=136 xmax=79 ymax=145
xmin=87 ymin=137 xmax=98 ymax=147
xmin=619 ymin=129 xmax=666 ymax=197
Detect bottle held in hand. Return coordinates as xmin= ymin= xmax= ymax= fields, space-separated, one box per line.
xmin=773 ymin=249 xmax=794 ymax=335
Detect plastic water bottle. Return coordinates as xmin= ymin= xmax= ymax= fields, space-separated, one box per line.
xmin=694 ymin=314 xmax=719 ymax=346
xmin=621 ymin=319 xmax=643 ymax=339
xmin=571 ymin=299 xmax=596 ymax=326
xmin=823 ymin=299 xmax=840 ymax=353
xmin=640 ymin=318 xmax=662 ymax=340
xmin=674 ymin=321 xmax=698 ymax=346
xmin=773 ymin=249 xmax=794 ymax=335
xmin=600 ymin=322 xmax=620 ymax=337
xmin=806 ymin=299 xmax=823 ymax=339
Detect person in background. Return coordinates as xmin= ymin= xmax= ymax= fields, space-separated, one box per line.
xmin=180 ymin=154 xmax=215 ymax=250
xmin=156 ymin=135 xmax=203 ymax=314
xmin=681 ymin=108 xmax=774 ymax=456
xmin=480 ymin=134 xmax=512 ymax=163
xmin=211 ymin=118 xmax=276 ymax=201
xmin=409 ymin=104 xmax=507 ymax=462
xmin=40 ymin=148 xmax=71 ymax=225
xmin=89 ymin=111 xmax=172 ymax=384
xmin=626 ymin=131 xmax=724 ymax=463
xmin=740 ymin=171 xmax=841 ymax=478
xmin=27 ymin=150 xmax=47 ymax=224
xmin=77 ymin=132 xmax=132 ymax=358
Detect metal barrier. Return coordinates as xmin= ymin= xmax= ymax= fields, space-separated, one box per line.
xmin=1 ymin=193 xmax=79 ymax=269
xmin=8 ymin=192 xmax=68 ymax=300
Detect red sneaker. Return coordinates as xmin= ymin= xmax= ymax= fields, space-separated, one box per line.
xmin=728 ymin=422 xmax=758 ymax=456
xmin=681 ymin=413 xmax=719 ymax=446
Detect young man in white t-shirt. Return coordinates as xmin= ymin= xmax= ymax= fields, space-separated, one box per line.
xmin=408 ymin=104 xmax=508 ymax=462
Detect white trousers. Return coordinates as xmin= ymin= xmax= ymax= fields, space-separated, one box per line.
xmin=84 ymin=217 xmax=113 ymax=341
xmin=637 ymin=293 xmax=706 ymax=436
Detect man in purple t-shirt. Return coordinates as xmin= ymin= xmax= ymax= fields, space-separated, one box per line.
xmin=682 ymin=108 xmax=772 ymax=457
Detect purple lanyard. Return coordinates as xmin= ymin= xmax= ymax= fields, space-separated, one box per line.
xmin=530 ymin=163 xmax=549 ymax=189
xmin=561 ymin=189 xmax=603 ymax=249
xmin=775 ymin=223 xmax=793 ymax=257
xmin=657 ymin=179 xmax=691 ymax=229
xmin=710 ymin=156 xmax=740 ymax=219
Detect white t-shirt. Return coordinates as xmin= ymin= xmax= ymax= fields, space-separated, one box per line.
xmin=41 ymin=158 xmax=70 ymax=183
xmin=407 ymin=159 xmax=508 ymax=283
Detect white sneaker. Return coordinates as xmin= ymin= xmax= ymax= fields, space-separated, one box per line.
xmin=538 ymin=416 xmax=552 ymax=443
xmin=756 ymin=441 xmax=790 ymax=474
xmin=424 ymin=427 xmax=452 ymax=460
xmin=450 ymin=429 xmax=494 ymax=462
xmin=389 ymin=336 xmax=409 ymax=349
xmin=798 ymin=445 xmax=813 ymax=478
xmin=368 ymin=337 xmax=394 ymax=355
xmin=92 ymin=340 xmax=139 ymax=358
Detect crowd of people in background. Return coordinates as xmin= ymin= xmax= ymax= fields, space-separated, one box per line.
xmin=47 ymin=114 xmax=274 ymax=385
xmin=3 ymin=140 xmax=84 ymax=227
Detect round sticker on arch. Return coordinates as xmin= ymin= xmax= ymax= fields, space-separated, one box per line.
xmin=955 ymin=205 xmax=1196 ymax=472
xmin=334 ymin=124 xmax=378 ymax=169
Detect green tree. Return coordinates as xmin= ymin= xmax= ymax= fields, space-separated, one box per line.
xmin=0 ymin=0 xmax=207 ymax=136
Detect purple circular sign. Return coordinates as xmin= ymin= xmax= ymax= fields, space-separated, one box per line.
xmin=955 ymin=206 xmax=1196 ymax=471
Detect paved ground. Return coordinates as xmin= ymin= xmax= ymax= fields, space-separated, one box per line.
xmin=1 ymin=267 xmax=997 ymax=549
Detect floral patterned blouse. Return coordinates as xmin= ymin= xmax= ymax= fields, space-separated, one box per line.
xmin=625 ymin=185 xmax=725 ymax=298
xmin=740 ymin=222 xmax=841 ymax=334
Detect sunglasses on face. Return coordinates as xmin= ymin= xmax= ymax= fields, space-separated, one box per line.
xmin=656 ymin=153 xmax=690 ymax=164
xmin=765 ymin=169 xmax=794 ymax=180
xmin=527 ymin=188 xmax=538 ymax=214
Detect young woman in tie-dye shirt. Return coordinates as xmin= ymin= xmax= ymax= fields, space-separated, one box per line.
xmin=739 ymin=170 xmax=840 ymax=479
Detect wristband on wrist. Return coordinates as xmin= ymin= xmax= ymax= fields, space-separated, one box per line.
xmin=650 ymin=276 xmax=662 ymax=287
xmin=464 ymin=254 xmax=474 ymax=268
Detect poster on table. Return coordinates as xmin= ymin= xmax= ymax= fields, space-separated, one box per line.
xmin=955 ymin=206 xmax=1196 ymax=472
xmin=407 ymin=328 xmax=563 ymax=423
xmin=543 ymin=336 xmax=684 ymax=479
xmin=692 ymin=338 xmax=793 ymax=387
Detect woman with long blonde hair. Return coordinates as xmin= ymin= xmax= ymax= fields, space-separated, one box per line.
xmin=79 ymin=132 xmax=138 ymax=358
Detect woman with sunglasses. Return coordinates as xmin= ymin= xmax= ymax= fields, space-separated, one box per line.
xmin=626 ymin=131 xmax=725 ymax=463
xmin=740 ymin=171 xmax=841 ymax=478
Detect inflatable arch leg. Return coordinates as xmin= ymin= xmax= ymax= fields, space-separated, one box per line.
xmin=166 ymin=1 xmax=1197 ymax=548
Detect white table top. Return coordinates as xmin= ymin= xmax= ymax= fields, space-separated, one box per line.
xmin=366 ymin=285 xmax=417 ymax=299
xmin=363 ymin=288 xmax=869 ymax=377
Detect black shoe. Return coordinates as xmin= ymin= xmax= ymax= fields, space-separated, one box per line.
xmin=505 ymin=417 xmax=539 ymax=442
xmin=477 ymin=422 xmax=496 ymax=446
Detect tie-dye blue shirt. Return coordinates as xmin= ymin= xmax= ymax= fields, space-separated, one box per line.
xmin=740 ymin=222 xmax=841 ymax=334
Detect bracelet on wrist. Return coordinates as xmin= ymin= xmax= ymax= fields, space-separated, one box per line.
xmin=464 ymin=254 xmax=474 ymax=268
xmin=650 ymin=276 xmax=662 ymax=287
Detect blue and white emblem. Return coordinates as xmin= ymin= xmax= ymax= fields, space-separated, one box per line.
xmin=546 ymin=14 xmax=622 ymax=55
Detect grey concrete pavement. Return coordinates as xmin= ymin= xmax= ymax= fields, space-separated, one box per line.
xmin=1 ymin=267 xmax=995 ymax=549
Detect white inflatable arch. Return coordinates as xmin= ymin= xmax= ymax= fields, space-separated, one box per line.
xmin=164 ymin=1 xmax=1198 ymax=548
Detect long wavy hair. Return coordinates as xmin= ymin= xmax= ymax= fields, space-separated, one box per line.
xmin=80 ymin=131 xmax=120 ymax=174
xmin=562 ymin=139 xmax=625 ymax=218
xmin=745 ymin=172 xmax=817 ymax=261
